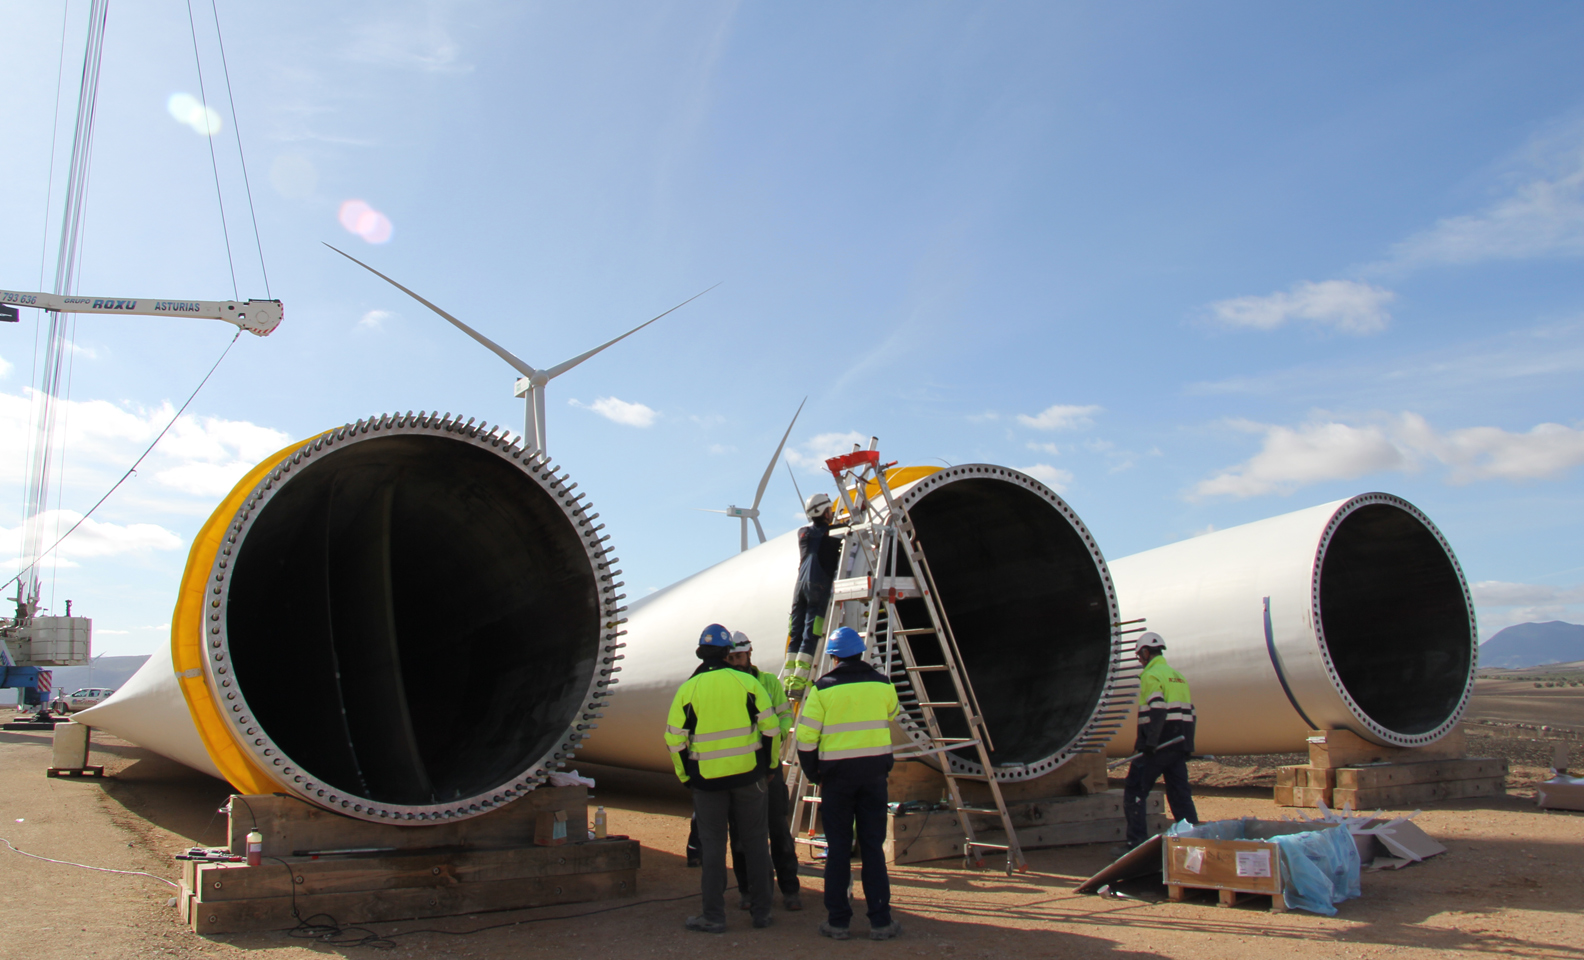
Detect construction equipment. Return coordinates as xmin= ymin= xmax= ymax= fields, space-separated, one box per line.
xmin=782 ymin=441 xmax=1033 ymax=874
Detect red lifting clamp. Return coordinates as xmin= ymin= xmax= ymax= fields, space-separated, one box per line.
xmin=824 ymin=449 xmax=880 ymax=478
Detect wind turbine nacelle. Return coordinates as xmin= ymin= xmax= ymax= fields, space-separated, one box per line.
xmin=514 ymin=377 xmax=533 ymax=398
xmin=76 ymin=412 xmax=625 ymax=824
xmin=725 ymin=506 xmax=756 ymax=519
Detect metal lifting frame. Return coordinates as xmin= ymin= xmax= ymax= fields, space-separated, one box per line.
xmin=781 ymin=439 xmax=1029 ymax=874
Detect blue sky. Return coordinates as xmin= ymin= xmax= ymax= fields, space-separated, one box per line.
xmin=3 ymin=1 xmax=1584 ymax=657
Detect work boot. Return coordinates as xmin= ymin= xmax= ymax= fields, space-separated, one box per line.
xmin=739 ymin=896 xmax=752 ymax=910
xmin=753 ymin=915 xmax=774 ymax=929
xmin=684 ymin=916 xmax=726 ymax=934
xmin=784 ymin=891 xmax=803 ymax=911
xmin=869 ymin=921 xmax=903 ymax=941
xmin=818 ymin=922 xmax=850 ymax=940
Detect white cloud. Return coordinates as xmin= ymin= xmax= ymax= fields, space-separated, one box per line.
xmin=1015 ymin=463 xmax=1073 ymax=493
xmin=0 ymin=389 xmax=289 ymax=499
xmin=358 ymin=309 xmax=392 ymax=330
xmin=1472 ymin=581 xmax=1584 ymax=607
xmin=1026 ymin=441 xmax=1060 ymax=455
xmin=1388 ymin=148 xmax=1584 ymax=267
xmin=786 ymin=431 xmax=867 ymax=470
xmin=1017 ymin=404 xmax=1101 ymax=431
xmin=0 ymin=509 xmax=182 ymax=565
xmin=1209 ymin=280 xmax=1395 ymax=335
xmin=0 ymin=355 xmax=12 ymax=379
xmin=569 ymin=396 xmax=658 ymax=428
xmin=1192 ymin=413 xmax=1584 ymax=499
xmin=1472 ymin=582 xmax=1584 ymax=638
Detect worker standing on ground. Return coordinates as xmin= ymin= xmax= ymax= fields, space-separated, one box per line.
xmin=784 ymin=492 xmax=842 ymax=696
xmin=1122 ymin=632 xmax=1199 ymax=851
xmin=796 ymin=626 xmax=903 ymax=942
xmin=725 ymin=631 xmax=803 ymax=911
xmin=666 ymin=623 xmax=780 ymax=933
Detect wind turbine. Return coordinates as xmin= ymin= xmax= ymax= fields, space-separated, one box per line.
xmin=701 ymin=399 xmax=805 ymax=552
xmin=327 ymin=243 xmax=716 ymax=458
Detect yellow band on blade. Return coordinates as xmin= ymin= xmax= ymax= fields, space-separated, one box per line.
xmin=171 ymin=433 xmax=328 ymax=795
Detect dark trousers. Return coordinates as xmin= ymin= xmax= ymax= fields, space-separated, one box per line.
xmin=1123 ymin=749 xmax=1198 ymax=848
xmin=693 ymin=779 xmax=773 ymax=925
xmin=733 ymin=767 xmax=801 ymax=895
xmin=688 ymin=769 xmax=802 ymax=896
xmin=819 ymin=776 xmax=891 ymax=929
xmin=786 ymin=585 xmax=830 ymax=656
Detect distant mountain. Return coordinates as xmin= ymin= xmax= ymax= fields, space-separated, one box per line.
xmin=1479 ymin=621 xmax=1584 ymax=669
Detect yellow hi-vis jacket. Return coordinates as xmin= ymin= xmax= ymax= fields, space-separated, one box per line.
xmin=664 ymin=661 xmax=779 ymax=789
xmin=795 ymin=660 xmax=900 ymax=783
xmin=1134 ymin=654 xmax=1196 ymax=755
xmin=751 ymin=667 xmax=793 ymax=760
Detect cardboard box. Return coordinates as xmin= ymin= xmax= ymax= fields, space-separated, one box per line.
xmin=534 ymin=809 xmax=569 ymax=846
xmin=1536 ymin=778 xmax=1584 ymax=812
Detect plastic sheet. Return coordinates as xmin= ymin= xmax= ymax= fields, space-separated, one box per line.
xmin=1272 ymin=824 xmax=1361 ymax=915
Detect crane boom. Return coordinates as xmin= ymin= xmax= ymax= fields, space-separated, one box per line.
xmin=0 ymin=288 xmax=281 ymax=336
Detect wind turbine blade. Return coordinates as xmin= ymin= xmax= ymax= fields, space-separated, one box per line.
xmin=752 ymin=517 xmax=767 ymax=545
xmin=542 ymin=283 xmax=721 ymax=381
xmin=751 ymin=397 xmax=805 ymax=511
xmin=324 ymin=243 xmax=538 ymax=380
xmin=785 ymin=461 xmax=806 ymax=510
xmin=692 ymin=508 xmax=730 ymax=514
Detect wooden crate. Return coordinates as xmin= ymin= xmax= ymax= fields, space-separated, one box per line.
xmin=884 ymin=789 xmax=1166 ymax=865
xmin=1163 ymin=832 xmax=1289 ymax=913
xmin=179 ymin=786 xmax=637 ymax=934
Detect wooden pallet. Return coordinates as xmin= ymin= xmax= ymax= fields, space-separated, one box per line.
xmin=178 ymin=786 xmax=638 ymax=934
xmin=1274 ymin=729 xmax=1507 ymax=809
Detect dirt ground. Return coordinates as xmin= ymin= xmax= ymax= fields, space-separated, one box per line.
xmin=2 ymin=725 xmax=1582 ymax=960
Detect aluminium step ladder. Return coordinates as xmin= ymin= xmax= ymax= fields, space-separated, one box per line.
xmin=780 ymin=439 xmax=1030 ymax=874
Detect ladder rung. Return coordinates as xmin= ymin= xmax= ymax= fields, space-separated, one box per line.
xmin=958 ymin=806 xmax=1005 ymax=814
xmin=799 ymin=796 xmax=824 ymax=804
xmin=892 ymin=627 xmax=936 ymax=635
xmin=931 ymin=737 xmax=977 ymax=743
xmin=917 ymin=701 xmax=963 ymax=708
xmin=967 ymin=842 xmax=1010 ymax=850
xmin=902 ymin=664 xmax=950 ymax=672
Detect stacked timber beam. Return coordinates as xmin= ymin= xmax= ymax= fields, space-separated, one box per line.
xmin=881 ymin=756 xmax=1166 ymax=865
xmin=177 ymin=785 xmax=638 ymax=935
xmin=1275 ymin=728 xmax=1507 ymax=809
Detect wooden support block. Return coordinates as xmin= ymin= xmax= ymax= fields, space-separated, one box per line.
xmin=45 ymin=766 xmax=104 ymax=778
xmin=192 ymin=839 xmax=639 ymax=901
xmin=1168 ymin=884 xmax=1185 ymax=902
xmin=1273 ymin=785 xmax=1296 ymax=807
xmin=886 ymin=761 xmax=946 ymax=804
xmin=187 ymin=867 xmax=637 ymax=934
xmin=957 ymin=753 xmax=1110 ymax=805
xmin=1333 ymin=758 xmax=1507 ymax=791
xmin=1333 ymin=775 xmax=1505 ymax=810
xmin=1307 ymin=728 xmax=1466 ymax=769
xmin=227 ymin=786 xmax=588 ymax=858
xmin=1218 ymin=888 xmax=1238 ymax=908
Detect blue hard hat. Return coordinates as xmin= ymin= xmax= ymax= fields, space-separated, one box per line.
xmin=826 ymin=626 xmax=865 ymax=659
xmin=698 ymin=623 xmax=733 ymax=648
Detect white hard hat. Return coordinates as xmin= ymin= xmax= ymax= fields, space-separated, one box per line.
xmin=804 ymin=492 xmax=833 ymax=520
xmin=1137 ymin=631 xmax=1166 ymax=652
xmin=730 ymin=631 xmax=753 ymax=653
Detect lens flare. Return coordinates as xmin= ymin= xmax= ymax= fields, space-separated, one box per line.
xmin=167 ymin=92 xmax=223 ymax=136
xmin=338 ymin=200 xmax=394 ymax=244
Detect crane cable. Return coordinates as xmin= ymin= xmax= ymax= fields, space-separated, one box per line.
xmin=0 ymin=330 xmax=242 ymax=597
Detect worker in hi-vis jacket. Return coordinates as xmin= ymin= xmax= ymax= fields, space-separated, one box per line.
xmin=783 ymin=492 xmax=842 ymax=695
xmin=1122 ymin=631 xmax=1199 ymax=850
xmin=796 ymin=627 xmax=904 ymax=942
xmin=666 ymin=623 xmax=780 ymax=933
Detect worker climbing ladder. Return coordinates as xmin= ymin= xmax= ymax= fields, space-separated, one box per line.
xmin=781 ymin=439 xmax=1029 ymax=875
